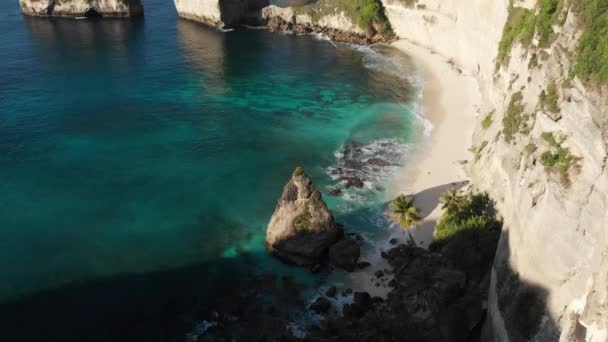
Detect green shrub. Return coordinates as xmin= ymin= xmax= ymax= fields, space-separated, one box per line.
xmin=294 ymin=210 xmax=312 ymax=231
xmin=482 ymin=110 xmax=495 ymax=129
xmin=496 ymin=6 xmax=535 ymax=67
xmin=294 ymin=166 xmax=305 ymax=176
xmin=539 ymin=81 xmax=560 ymax=113
xmin=525 ymin=142 xmax=537 ymax=154
xmin=541 ymin=131 xmax=559 ymax=147
xmin=502 ymin=92 xmax=529 ymax=143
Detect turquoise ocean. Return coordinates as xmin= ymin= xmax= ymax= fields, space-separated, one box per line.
xmin=0 ymin=0 xmax=425 ymax=339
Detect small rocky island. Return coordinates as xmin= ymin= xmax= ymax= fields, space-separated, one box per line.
xmin=266 ymin=167 xmax=360 ymax=268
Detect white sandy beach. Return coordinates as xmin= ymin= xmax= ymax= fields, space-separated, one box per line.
xmin=389 ymin=39 xmax=481 ymax=247
xmin=346 ymin=39 xmax=481 ymax=297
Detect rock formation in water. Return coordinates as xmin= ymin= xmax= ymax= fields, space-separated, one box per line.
xmin=20 ymin=0 xmax=143 ymax=17
xmin=382 ymin=0 xmax=608 ymax=340
xmin=174 ymin=0 xmax=268 ymax=29
xmin=266 ymin=167 xmax=343 ymax=266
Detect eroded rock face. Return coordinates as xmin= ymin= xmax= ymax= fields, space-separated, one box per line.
xmin=174 ymin=0 xmax=268 ymax=29
xmin=20 ymin=0 xmax=143 ymax=17
xmin=266 ymin=168 xmax=342 ymax=266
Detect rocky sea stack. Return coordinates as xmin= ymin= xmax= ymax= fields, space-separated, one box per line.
xmin=266 ymin=167 xmax=343 ymax=266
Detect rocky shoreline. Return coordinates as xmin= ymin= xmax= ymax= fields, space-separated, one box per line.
xmin=262 ymin=14 xmax=395 ymax=45
xmin=191 ymin=168 xmax=501 ymax=341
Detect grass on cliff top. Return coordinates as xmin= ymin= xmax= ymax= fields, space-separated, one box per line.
xmin=293 ymin=0 xmax=393 ymax=34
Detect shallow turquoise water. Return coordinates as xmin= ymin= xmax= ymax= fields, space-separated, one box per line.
xmin=0 ymin=0 xmax=421 ymax=305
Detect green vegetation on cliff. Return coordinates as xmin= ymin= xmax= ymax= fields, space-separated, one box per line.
xmin=539 ymin=132 xmax=576 ymax=186
xmin=431 ymin=190 xmax=501 ymax=274
xmin=293 ymin=0 xmax=393 ymax=34
xmin=572 ymin=0 xmax=608 ymax=82
xmin=502 ymin=91 xmax=532 ymax=143
xmin=497 ymin=0 xmax=563 ymax=67
xmin=497 ymin=0 xmax=608 ymax=83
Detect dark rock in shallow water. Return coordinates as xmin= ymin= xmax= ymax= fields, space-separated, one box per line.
xmin=310 ymin=297 xmax=332 ymax=314
xmin=389 ymin=238 xmax=399 ymax=245
xmin=346 ymin=232 xmax=363 ymax=241
xmin=329 ymin=238 xmax=360 ymax=272
xmin=357 ymin=261 xmax=371 ymax=269
xmin=374 ymin=270 xmax=385 ymax=278
xmin=340 ymin=176 xmax=364 ymax=188
xmin=266 ymin=168 xmax=342 ymax=266
xmin=366 ymin=158 xmax=392 ymax=167
xmin=325 ymin=286 xmax=337 ymax=298
xmin=328 ymin=187 xmax=342 ymax=196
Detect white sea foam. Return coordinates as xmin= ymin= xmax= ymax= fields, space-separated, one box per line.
xmin=326 ymin=138 xmax=411 ymax=201
xmin=241 ymin=24 xmax=268 ymax=30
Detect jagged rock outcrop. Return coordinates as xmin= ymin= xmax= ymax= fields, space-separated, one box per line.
xmin=382 ymin=0 xmax=608 ymax=340
xmin=174 ymin=0 xmax=268 ymax=29
xmin=266 ymin=167 xmax=342 ymax=266
xmin=20 ymin=0 xmax=143 ymax=17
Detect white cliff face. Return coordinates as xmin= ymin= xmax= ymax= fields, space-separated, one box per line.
xmin=20 ymin=0 xmax=143 ymax=17
xmin=383 ymin=0 xmax=608 ymax=340
xmin=174 ymin=0 xmax=222 ymax=27
xmin=174 ymin=0 xmax=269 ymax=29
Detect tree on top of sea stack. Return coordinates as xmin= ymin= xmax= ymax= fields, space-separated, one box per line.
xmin=266 ymin=166 xmax=342 ymax=266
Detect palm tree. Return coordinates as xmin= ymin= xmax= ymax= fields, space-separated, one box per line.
xmin=440 ymin=188 xmax=464 ymax=214
xmin=389 ymin=194 xmax=421 ymax=245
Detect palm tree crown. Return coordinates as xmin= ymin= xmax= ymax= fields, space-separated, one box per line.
xmin=440 ymin=188 xmax=465 ymax=214
xmin=389 ymin=194 xmax=421 ymax=244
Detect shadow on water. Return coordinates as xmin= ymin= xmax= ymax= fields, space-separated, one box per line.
xmin=0 ymin=250 xmax=307 ymax=342
xmin=23 ymin=16 xmax=145 ymax=60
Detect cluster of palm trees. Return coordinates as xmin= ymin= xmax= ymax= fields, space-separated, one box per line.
xmin=388 ymin=188 xmax=462 ymax=245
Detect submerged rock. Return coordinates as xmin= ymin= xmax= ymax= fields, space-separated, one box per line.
xmin=266 ymin=167 xmax=342 ymax=266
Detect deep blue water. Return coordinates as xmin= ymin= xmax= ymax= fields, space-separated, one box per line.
xmin=0 ymin=0 xmax=421 ymax=338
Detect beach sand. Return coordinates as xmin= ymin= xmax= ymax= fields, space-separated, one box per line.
xmin=389 ymin=39 xmax=481 ymax=248
xmin=345 ymin=39 xmax=481 ymax=297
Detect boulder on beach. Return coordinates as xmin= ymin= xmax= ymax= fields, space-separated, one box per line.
xmin=266 ymin=167 xmax=342 ymax=266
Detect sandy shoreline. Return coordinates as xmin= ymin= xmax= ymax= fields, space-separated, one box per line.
xmin=344 ymin=39 xmax=481 ymax=296
xmin=388 ymin=39 xmax=481 ymax=247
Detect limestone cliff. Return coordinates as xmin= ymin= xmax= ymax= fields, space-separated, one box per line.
xmin=382 ymin=0 xmax=608 ymax=340
xmin=174 ymin=0 xmax=268 ymax=29
xmin=266 ymin=167 xmax=342 ymax=266
xmin=20 ymin=0 xmax=143 ymax=17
